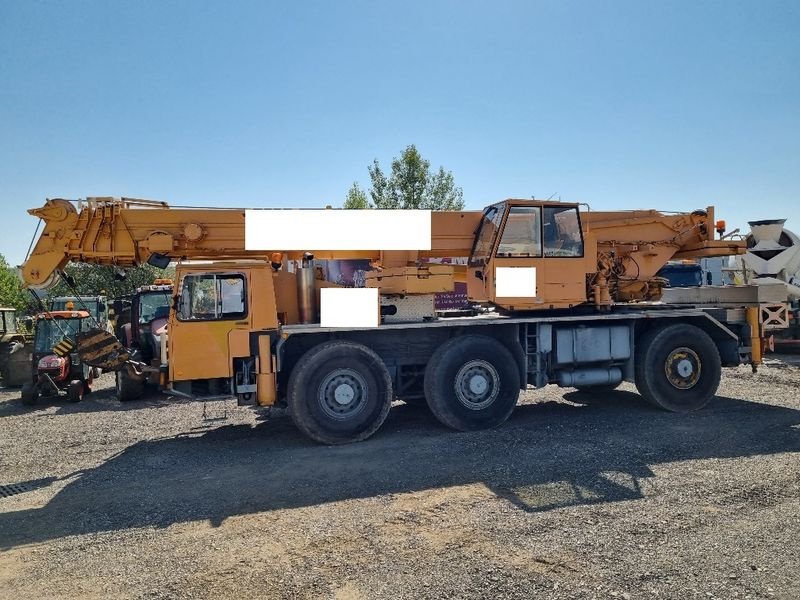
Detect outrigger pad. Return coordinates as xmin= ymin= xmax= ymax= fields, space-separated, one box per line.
xmin=76 ymin=328 xmax=131 ymax=370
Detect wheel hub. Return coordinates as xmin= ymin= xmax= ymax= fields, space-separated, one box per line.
xmin=333 ymin=383 xmax=355 ymax=405
xmin=454 ymin=360 xmax=500 ymax=410
xmin=664 ymin=347 xmax=702 ymax=389
xmin=319 ymin=369 xmax=368 ymax=420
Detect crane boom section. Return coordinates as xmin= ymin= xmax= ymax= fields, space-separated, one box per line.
xmin=22 ymin=197 xmax=482 ymax=288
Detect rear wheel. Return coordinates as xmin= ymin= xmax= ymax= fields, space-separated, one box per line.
xmin=67 ymin=380 xmax=84 ymax=403
xmin=116 ymin=369 xmax=145 ymax=402
xmin=424 ymin=335 xmax=520 ymax=431
xmin=288 ymin=341 xmax=393 ymax=444
xmin=21 ymin=382 xmax=38 ymax=406
xmin=634 ymin=324 xmax=721 ymax=412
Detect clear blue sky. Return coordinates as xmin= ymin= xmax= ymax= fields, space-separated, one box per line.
xmin=1 ymin=0 xmax=798 ymax=266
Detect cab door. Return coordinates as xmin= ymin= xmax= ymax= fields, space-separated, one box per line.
xmin=487 ymin=204 xmax=587 ymax=310
xmin=168 ymin=269 xmax=250 ymax=383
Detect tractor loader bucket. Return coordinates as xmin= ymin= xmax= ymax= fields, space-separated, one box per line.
xmin=76 ymin=328 xmax=131 ymax=370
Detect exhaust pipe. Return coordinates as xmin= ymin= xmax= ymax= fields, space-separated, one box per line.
xmin=297 ymin=252 xmax=317 ymax=324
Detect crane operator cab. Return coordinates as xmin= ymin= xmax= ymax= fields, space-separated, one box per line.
xmin=467 ymin=200 xmax=593 ymax=311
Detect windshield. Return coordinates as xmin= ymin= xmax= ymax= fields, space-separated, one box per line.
xmin=35 ymin=318 xmax=82 ymax=353
xmin=139 ymin=291 xmax=172 ymax=323
xmin=51 ymin=298 xmax=102 ymax=322
xmin=497 ymin=206 xmax=542 ymax=257
xmin=469 ymin=204 xmax=504 ymax=266
xmin=178 ymin=273 xmax=246 ymax=321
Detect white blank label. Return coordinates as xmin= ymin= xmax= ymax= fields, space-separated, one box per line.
xmin=320 ymin=288 xmax=380 ymax=328
xmin=245 ymin=209 xmax=431 ymax=251
xmin=495 ymin=267 xmax=537 ymax=297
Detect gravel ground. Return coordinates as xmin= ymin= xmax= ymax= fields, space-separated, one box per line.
xmin=0 ymin=360 xmax=798 ymax=600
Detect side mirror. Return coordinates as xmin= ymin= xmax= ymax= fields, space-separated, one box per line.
xmin=147 ymin=253 xmax=171 ymax=269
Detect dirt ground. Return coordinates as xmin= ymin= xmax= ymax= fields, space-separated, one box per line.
xmin=0 ymin=360 xmax=798 ymax=600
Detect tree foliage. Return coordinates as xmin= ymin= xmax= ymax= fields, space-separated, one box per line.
xmin=0 ymin=254 xmax=28 ymax=312
xmin=347 ymin=145 xmax=464 ymax=210
xmin=44 ymin=263 xmax=176 ymax=301
xmin=343 ymin=182 xmax=369 ymax=209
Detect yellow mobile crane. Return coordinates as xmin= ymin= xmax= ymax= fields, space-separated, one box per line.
xmin=21 ymin=196 xmax=777 ymax=443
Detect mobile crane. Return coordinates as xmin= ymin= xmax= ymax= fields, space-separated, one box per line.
xmin=20 ymin=196 xmax=780 ymax=444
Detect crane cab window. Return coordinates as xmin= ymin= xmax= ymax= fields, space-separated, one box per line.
xmin=497 ymin=206 xmax=542 ymax=258
xmin=542 ymin=206 xmax=584 ymax=257
xmin=178 ymin=274 xmax=247 ymax=321
xmin=469 ymin=204 xmax=505 ymax=266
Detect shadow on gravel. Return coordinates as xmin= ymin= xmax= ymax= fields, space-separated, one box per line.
xmin=2 ymin=392 xmax=799 ymax=549
xmin=0 ymin=388 xmax=192 ymax=418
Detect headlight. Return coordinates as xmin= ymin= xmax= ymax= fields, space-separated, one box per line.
xmin=38 ymin=355 xmax=66 ymax=369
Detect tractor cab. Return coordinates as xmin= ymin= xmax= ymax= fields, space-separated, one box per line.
xmin=467 ymin=200 xmax=592 ymax=311
xmin=21 ymin=310 xmax=95 ymax=405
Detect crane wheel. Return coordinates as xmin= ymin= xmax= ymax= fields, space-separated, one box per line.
xmin=424 ymin=335 xmax=520 ymax=431
xmin=634 ymin=324 xmax=721 ymax=412
xmin=116 ymin=369 xmax=145 ymax=402
xmin=67 ymin=380 xmax=84 ymax=403
xmin=288 ymin=340 xmax=393 ymax=445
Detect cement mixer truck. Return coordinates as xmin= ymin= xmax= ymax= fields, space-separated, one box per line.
xmin=743 ymin=219 xmax=800 ymax=351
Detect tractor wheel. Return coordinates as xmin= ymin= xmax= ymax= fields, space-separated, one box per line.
xmin=67 ymin=380 xmax=84 ymax=403
xmin=288 ymin=341 xmax=392 ymax=445
xmin=116 ymin=369 xmax=145 ymax=402
xmin=21 ymin=382 xmax=39 ymax=406
xmin=0 ymin=342 xmax=10 ymax=384
xmin=634 ymin=324 xmax=721 ymax=412
xmin=424 ymin=335 xmax=520 ymax=431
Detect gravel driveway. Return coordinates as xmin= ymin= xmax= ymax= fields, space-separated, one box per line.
xmin=1 ymin=362 xmax=798 ymax=599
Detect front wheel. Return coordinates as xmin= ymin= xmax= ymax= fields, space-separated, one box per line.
xmin=634 ymin=324 xmax=721 ymax=412
xmin=424 ymin=335 xmax=520 ymax=431
xmin=21 ymin=382 xmax=39 ymax=406
xmin=288 ymin=341 xmax=393 ymax=444
xmin=116 ymin=369 xmax=145 ymax=402
xmin=67 ymin=380 xmax=84 ymax=403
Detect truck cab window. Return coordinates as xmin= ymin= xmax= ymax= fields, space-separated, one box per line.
xmin=542 ymin=206 xmax=584 ymax=257
xmin=469 ymin=204 xmax=505 ymax=266
xmin=497 ymin=206 xmax=542 ymax=257
xmin=178 ymin=274 xmax=246 ymax=321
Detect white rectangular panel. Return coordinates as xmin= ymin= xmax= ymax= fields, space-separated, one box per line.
xmin=320 ymin=288 xmax=380 ymax=328
xmin=245 ymin=209 xmax=431 ymax=251
xmin=495 ymin=267 xmax=537 ymax=297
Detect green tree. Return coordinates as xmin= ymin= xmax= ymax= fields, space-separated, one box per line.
xmin=343 ymin=182 xmax=369 ymax=209
xmin=0 ymin=254 xmax=28 ymax=311
xmin=45 ymin=263 xmax=176 ymax=300
xmin=346 ymin=145 xmax=465 ymax=210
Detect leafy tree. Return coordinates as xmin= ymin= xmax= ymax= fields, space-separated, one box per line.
xmin=0 ymin=254 xmax=28 ymax=312
xmin=346 ymin=145 xmax=464 ymax=210
xmin=343 ymin=182 xmax=369 ymax=209
xmin=44 ymin=263 xmax=176 ymax=300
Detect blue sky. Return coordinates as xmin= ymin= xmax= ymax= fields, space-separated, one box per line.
xmin=1 ymin=0 xmax=798 ymax=266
